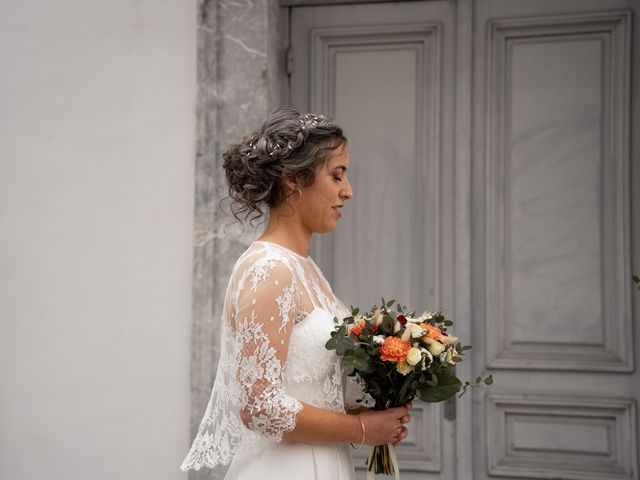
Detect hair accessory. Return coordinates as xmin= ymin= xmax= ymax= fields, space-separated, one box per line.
xmin=350 ymin=415 xmax=366 ymax=450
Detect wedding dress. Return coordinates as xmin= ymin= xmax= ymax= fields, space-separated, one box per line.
xmin=180 ymin=240 xmax=370 ymax=479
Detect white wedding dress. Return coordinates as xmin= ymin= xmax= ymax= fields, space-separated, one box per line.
xmin=180 ymin=240 xmax=370 ymax=479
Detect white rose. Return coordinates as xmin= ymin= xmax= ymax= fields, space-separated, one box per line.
xmin=427 ymin=340 xmax=445 ymax=356
xmin=446 ymin=349 xmax=459 ymax=365
xmin=406 ymin=347 xmax=422 ymax=366
xmin=410 ymin=323 xmax=424 ymax=338
xmin=396 ymin=361 xmax=413 ymax=375
xmin=372 ymin=335 xmax=385 ymax=345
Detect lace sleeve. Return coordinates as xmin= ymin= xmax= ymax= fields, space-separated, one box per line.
xmin=179 ymin=253 xmax=305 ymax=472
xmin=233 ymin=257 xmax=303 ymax=440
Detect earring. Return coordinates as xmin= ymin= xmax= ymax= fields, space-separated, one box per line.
xmin=287 ymin=186 xmax=302 ymax=198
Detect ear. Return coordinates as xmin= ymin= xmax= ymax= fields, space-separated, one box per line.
xmin=283 ymin=176 xmax=299 ymax=193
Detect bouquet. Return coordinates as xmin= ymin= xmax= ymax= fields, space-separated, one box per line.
xmin=325 ymin=298 xmax=492 ymax=478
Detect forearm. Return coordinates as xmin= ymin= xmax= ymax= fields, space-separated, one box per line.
xmin=282 ymin=401 xmax=362 ymax=444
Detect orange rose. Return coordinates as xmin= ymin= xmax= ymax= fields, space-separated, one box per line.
xmin=350 ymin=320 xmax=365 ymax=337
xmin=420 ymin=323 xmax=443 ymax=341
xmin=350 ymin=319 xmax=377 ymax=337
xmin=380 ymin=337 xmax=411 ymax=363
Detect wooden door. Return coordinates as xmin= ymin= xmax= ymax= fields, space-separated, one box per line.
xmin=287 ymin=0 xmax=639 ymax=479
xmin=289 ymin=2 xmax=459 ymax=479
xmin=471 ymin=0 xmax=639 ymax=479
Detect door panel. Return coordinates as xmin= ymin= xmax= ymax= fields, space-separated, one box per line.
xmin=472 ymin=1 xmax=639 ymax=479
xmin=290 ymin=3 xmax=457 ymax=480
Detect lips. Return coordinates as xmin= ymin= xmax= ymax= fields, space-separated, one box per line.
xmin=332 ymin=205 xmax=342 ymax=217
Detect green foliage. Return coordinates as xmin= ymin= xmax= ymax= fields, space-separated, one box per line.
xmin=458 ymin=374 xmax=493 ymax=397
xmin=419 ymin=371 xmax=462 ymax=402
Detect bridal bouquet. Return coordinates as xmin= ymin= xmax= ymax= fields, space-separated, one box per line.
xmin=325 ymin=299 xmax=492 ymax=478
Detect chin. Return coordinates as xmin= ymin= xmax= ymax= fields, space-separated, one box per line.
xmin=314 ymin=222 xmax=338 ymax=234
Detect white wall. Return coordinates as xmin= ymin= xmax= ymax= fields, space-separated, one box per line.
xmin=0 ymin=1 xmax=196 ymax=479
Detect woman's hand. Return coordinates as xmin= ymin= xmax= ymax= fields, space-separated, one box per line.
xmin=358 ymin=402 xmax=412 ymax=446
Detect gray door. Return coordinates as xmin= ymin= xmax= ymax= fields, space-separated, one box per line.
xmin=288 ymin=0 xmax=639 ymax=479
xmin=290 ymin=2 xmax=459 ymax=479
xmin=471 ymin=0 xmax=639 ymax=479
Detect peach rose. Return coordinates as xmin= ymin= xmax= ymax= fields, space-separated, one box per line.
xmin=380 ymin=337 xmax=411 ymax=363
xmin=420 ymin=323 xmax=443 ymax=341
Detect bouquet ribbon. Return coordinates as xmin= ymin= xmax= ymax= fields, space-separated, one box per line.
xmin=366 ymin=443 xmax=400 ymax=480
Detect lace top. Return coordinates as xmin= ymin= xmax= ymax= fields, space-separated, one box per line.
xmin=180 ymin=241 xmax=370 ymax=471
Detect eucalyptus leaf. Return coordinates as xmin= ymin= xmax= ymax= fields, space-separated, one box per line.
xmin=325 ymin=336 xmax=337 ymax=350
xmin=419 ymin=372 xmax=462 ymax=402
xmin=353 ymin=358 xmax=369 ymax=372
xmin=354 ymin=348 xmax=369 ymax=360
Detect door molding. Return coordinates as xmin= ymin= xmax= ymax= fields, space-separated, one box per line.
xmin=484 ymin=10 xmax=633 ymax=372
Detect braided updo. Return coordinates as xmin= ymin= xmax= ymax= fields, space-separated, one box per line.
xmin=222 ymin=106 xmax=347 ymax=224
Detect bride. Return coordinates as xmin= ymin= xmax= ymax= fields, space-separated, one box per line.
xmin=180 ymin=107 xmax=412 ymax=479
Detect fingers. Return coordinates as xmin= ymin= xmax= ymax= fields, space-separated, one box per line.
xmin=392 ymin=426 xmax=409 ymax=445
xmin=390 ymin=405 xmax=411 ymax=424
xmin=391 ymin=406 xmax=409 ymax=417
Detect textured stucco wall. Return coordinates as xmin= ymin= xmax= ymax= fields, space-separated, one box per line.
xmin=0 ymin=2 xmax=197 ymax=479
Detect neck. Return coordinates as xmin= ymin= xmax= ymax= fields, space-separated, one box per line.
xmin=258 ymin=204 xmax=312 ymax=257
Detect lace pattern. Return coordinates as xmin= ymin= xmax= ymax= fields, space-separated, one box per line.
xmin=180 ymin=241 xmax=367 ymax=472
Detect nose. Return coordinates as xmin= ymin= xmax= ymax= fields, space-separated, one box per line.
xmin=342 ymin=177 xmax=353 ymax=200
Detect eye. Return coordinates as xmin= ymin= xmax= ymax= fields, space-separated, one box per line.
xmin=333 ymin=176 xmax=343 ymax=182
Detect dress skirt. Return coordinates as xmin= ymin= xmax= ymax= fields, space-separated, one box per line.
xmin=224 ymin=442 xmax=356 ymax=480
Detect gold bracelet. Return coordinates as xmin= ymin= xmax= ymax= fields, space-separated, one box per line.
xmin=349 ymin=415 xmax=366 ymax=450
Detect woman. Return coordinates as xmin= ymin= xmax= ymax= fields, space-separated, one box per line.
xmin=180 ymin=107 xmax=411 ymax=479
